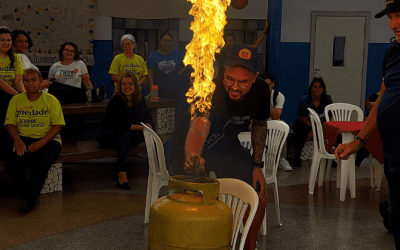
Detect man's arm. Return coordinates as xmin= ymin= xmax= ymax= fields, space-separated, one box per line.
xmin=251 ymin=19 xmax=269 ymax=49
xmin=335 ymin=80 xmax=384 ymax=160
xmin=251 ymin=119 xmax=267 ymax=199
xmin=184 ymin=117 xmax=211 ymax=172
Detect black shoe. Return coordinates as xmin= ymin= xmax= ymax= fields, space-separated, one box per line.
xmin=117 ymin=181 xmax=131 ymax=190
xmin=379 ymin=200 xmax=392 ymax=234
xmin=293 ymin=158 xmax=302 ymax=168
xmin=19 ymin=199 xmax=36 ymax=214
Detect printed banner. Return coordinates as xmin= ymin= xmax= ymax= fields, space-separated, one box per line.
xmin=1 ymin=0 xmax=94 ymax=66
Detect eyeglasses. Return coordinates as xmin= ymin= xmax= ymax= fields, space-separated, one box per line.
xmin=122 ymin=42 xmax=134 ymax=47
xmin=161 ymin=39 xmax=172 ymax=44
xmin=224 ymin=75 xmax=252 ymax=89
xmin=313 ymin=75 xmax=323 ymax=80
xmin=64 ymin=49 xmax=75 ymax=54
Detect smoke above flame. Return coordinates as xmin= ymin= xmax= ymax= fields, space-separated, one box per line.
xmin=183 ymin=0 xmax=231 ymax=119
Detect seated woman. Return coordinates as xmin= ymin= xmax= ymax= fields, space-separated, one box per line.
xmin=293 ymin=76 xmax=333 ymax=168
xmin=3 ymin=68 xmax=65 ymax=213
xmin=47 ymin=42 xmax=93 ymax=103
xmin=108 ymin=34 xmax=148 ymax=95
xmin=97 ymin=72 xmax=153 ymax=190
xmin=11 ymin=30 xmax=38 ymax=71
xmin=0 ymin=27 xmax=23 ymax=140
xmin=146 ymin=32 xmax=184 ymax=101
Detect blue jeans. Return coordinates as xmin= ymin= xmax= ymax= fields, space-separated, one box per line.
xmin=384 ymin=158 xmax=400 ymax=249
xmin=4 ymin=137 xmax=61 ymax=200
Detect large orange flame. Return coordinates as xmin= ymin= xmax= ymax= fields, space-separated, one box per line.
xmin=184 ymin=0 xmax=231 ymax=119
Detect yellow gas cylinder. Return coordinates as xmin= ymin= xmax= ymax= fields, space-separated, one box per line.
xmin=147 ymin=175 xmax=232 ymax=250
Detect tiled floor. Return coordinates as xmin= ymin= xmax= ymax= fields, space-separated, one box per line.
xmin=0 ymin=156 xmax=395 ymax=250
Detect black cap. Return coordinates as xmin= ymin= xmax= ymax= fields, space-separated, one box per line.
xmin=375 ymin=0 xmax=400 ymax=18
xmin=225 ymin=44 xmax=259 ymax=74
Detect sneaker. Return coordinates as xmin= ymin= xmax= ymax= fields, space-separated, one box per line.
xmin=279 ymin=158 xmax=292 ymax=171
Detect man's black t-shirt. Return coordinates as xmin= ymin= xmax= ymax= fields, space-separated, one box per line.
xmin=170 ymin=74 xmax=270 ymax=177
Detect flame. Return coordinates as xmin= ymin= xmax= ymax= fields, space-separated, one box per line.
xmin=184 ymin=0 xmax=231 ymax=119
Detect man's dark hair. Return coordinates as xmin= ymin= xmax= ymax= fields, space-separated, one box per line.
xmin=258 ymin=72 xmax=273 ymax=83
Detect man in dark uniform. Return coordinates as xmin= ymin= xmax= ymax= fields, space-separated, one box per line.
xmin=171 ymin=44 xmax=269 ymax=250
xmin=335 ymin=1 xmax=400 ymax=248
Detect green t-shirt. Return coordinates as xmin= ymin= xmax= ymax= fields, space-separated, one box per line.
xmin=5 ymin=91 xmax=66 ymax=144
xmin=108 ymin=53 xmax=148 ymax=92
xmin=0 ymin=54 xmax=23 ymax=89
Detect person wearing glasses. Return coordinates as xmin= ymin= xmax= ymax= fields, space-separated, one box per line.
xmin=47 ymin=42 xmax=93 ymax=103
xmin=3 ymin=68 xmax=65 ymax=213
xmin=109 ymin=34 xmax=148 ymax=94
xmin=293 ymin=76 xmax=332 ymax=168
xmin=97 ymin=72 xmax=153 ymax=190
xmin=170 ymin=44 xmax=269 ymax=250
xmin=146 ymin=32 xmax=184 ymax=101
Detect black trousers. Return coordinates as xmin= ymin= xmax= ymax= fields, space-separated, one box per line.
xmin=293 ymin=120 xmax=311 ymax=161
xmin=3 ymin=137 xmax=62 ymax=200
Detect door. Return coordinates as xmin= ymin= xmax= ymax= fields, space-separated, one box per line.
xmin=310 ymin=13 xmax=369 ymax=107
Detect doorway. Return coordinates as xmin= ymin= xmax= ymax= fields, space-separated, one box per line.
xmin=309 ymin=12 xmax=370 ymax=109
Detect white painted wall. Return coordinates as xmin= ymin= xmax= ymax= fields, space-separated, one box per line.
xmin=282 ymin=0 xmax=393 ymax=43
xmin=93 ymin=0 xmax=112 ymax=40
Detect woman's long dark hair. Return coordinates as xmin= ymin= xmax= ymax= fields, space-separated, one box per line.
xmin=115 ymin=72 xmax=142 ymax=104
xmin=308 ymin=76 xmax=330 ymax=102
xmin=58 ymin=42 xmax=80 ymax=62
xmin=0 ymin=27 xmax=15 ymax=68
xmin=11 ymin=29 xmax=34 ymax=49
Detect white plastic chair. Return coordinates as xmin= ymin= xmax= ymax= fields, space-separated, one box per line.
xmin=324 ymin=103 xmax=363 ymax=187
xmin=237 ymin=120 xmax=289 ymax=235
xmin=324 ymin=103 xmax=380 ymax=190
xmin=368 ymin=154 xmax=385 ymax=191
xmin=218 ymin=178 xmax=259 ymax=250
xmin=308 ymin=108 xmax=341 ymax=195
xmin=142 ymin=122 xmax=170 ymax=224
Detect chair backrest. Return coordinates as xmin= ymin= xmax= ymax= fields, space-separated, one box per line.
xmin=325 ymin=103 xmax=363 ymax=122
xmin=218 ymin=178 xmax=259 ymax=250
xmin=141 ymin=122 xmax=169 ymax=181
xmin=308 ymin=108 xmax=329 ymax=155
xmin=238 ymin=120 xmax=290 ymax=176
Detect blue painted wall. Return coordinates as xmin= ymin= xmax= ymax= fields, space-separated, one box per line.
xmin=91 ymin=40 xmax=114 ymax=99
xmin=274 ymin=42 xmax=389 ymax=123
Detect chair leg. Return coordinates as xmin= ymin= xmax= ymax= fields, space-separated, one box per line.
xmin=336 ymin=161 xmax=341 ymax=189
xmin=349 ymin=155 xmax=356 ymax=199
xmin=325 ymin=159 xmax=332 ymax=181
xmin=261 ymin=210 xmax=267 ymax=236
xmin=318 ymin=159 xmax=327 ymax=187
xmin=144 ymin=173 xmax=153 ymax=224
xmin=368 ymin=154 xmax=375 ymax=188
xmin=309 ymin=156 xmax=321 ymax=195
xmin=273 ymin=181 xmax=282 ymax=227
xmin=376 ymin=163 xmax=384 ymax=192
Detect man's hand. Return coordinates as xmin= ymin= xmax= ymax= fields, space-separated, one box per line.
xmin=184 ymin=153 xmax=205 ymax=174
xmin=334 ymin=140 xmax=363 ymax=161
xmin=13 ymin=140 xmax=27 ymax=156
xmin=252 ymin=167 xmax=267 ymax=199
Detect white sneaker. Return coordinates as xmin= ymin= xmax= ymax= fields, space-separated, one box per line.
xmin=279 ymin=158 xmax=292 ymax=171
